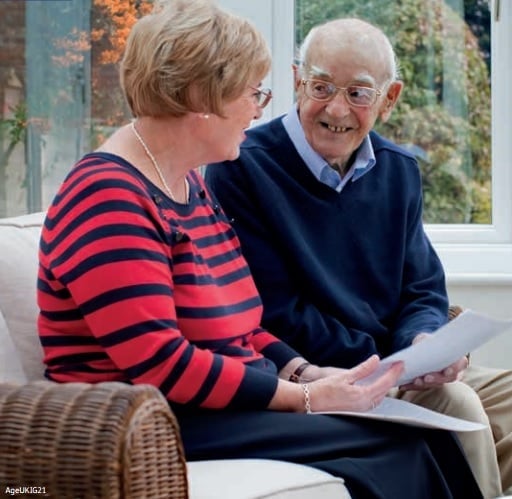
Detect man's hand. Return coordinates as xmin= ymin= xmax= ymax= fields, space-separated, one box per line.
xmin=398 ymin=332 xmax=469 ymax=391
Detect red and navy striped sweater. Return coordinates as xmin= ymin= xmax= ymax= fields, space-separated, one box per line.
xmin=38 ymin=153 xmax=298 ymax=410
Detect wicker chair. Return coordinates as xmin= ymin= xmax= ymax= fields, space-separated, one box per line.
xmin=0 ymin=381 xmax=188 ymax=498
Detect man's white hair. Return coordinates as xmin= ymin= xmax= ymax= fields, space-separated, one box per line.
xmin=297 ymin=18 xmax=400 ymax=82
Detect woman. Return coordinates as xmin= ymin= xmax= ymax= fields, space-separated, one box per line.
xmin=37 ymin=1 xmax=482 ymax=497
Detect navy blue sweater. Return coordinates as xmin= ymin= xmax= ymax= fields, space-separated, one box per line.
xmin=206 ymin=117 xmax=448 ymax=368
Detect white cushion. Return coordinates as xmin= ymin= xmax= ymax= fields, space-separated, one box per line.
xmin=0 ymin=308 xmax=26 ymax=383
xmin=0 ymin=212 xmax=46 ymax=381
xmin=187 ymin=459 xmax=349 ymax=499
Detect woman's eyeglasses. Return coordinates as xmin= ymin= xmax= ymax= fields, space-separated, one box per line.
xmin=249 ymin=86 xmax=273 ymax=109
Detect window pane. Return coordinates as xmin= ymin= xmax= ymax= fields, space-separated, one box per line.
xmin=295 ymin=0 xmax=491 ymax=224
xmin=0 ymin=0 xmax=154 ymax=217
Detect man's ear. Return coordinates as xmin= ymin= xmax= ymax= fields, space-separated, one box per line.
xmin=379 ymin=80 xmax=403 ymax=122
xmin=292 ymin=64 xmax=302 ymax=92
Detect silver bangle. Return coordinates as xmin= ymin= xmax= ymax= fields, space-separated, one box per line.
xmin=302 ymin=383 xmax=312 ymax=414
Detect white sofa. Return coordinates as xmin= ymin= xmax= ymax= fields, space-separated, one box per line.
xmin=0 ymin=211 xmax=350 ymax=499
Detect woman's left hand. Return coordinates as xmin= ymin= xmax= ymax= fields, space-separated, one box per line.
xmin=304 ymin=365 xmax=348 ymax=380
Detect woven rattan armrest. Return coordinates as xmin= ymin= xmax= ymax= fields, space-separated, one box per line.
xmin=0 ymin=381 xmax=188 ymax=498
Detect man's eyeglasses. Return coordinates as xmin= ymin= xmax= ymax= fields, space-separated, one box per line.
xmin=250 ymin=86 xmax=273 ymax=109
xmin=301 ymin=79 xmax=383 ymax=108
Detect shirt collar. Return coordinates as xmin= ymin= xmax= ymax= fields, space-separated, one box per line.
xmin=282 ymin=106 xmax=326 ymax=179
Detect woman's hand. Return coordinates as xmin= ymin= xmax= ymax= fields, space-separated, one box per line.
xmin=306 ymin=355 xmax=404 ymax=413
xmin=301 ymin=364 xmax=348 ymax=380
xmin=270 ymin=355 xmax=403 ymax=413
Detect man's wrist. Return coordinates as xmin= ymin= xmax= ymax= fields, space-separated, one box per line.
xmin=296 ymin=363 xmax=322 ymax=382
xmin=289 ymin=362 xmax=311 ymax=382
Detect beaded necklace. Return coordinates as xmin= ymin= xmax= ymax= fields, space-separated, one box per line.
xmin=130 ymin=121 xmax=189 ymax=202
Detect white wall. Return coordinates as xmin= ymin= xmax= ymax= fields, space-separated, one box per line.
xmin=448 ymin=282 xmax=512 ymax=369
xmin=217 ymin=0 xmax=295 ymax=119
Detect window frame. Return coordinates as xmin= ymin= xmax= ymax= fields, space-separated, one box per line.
xmin=218 ymin=0 xmax=512 ymax=283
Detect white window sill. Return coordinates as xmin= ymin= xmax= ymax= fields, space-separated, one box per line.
xmin=435 ymin=242 xmax=512 ymax=285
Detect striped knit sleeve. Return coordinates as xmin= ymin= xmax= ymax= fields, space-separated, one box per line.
xmin=250 ymin=327 xmax=302 ymax=371
xmin=38 ymin=156 xmax=279 ymax=410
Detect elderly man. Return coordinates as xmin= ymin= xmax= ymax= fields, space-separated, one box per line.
xmin=206 ymin=17 xmax=512 ymax=498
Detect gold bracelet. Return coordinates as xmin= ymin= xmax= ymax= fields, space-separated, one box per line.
xmin=302 ymin=383 xmax=312 ymax=414
xmin=289 ymin=362 xmax=311 ymax=383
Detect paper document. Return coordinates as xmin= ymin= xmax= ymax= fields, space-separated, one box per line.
xmin=358 ymin=309 xmax=512 ymax=387
xmin=314 ymin=397 xmax=486 ymax=432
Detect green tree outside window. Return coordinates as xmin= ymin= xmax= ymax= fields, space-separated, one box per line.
xmin=296 ymin=0 xmax=491 ymax=224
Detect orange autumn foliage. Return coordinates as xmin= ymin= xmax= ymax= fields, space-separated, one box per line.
xmin=92 ymin=0 xmax=153 ymax=65
xmin=52 ymin=0 xmax=153 ymax=68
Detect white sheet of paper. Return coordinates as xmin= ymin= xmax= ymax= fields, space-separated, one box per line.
xmin=357 ymin=309 xmax=512 ymax=387
xmin=314 ymin=397 xmax=486 ymax=432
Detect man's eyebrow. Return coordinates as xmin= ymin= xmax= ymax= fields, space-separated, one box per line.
xmin=352 ymin=74 xmax=377 ymax=86
xmin=307 ymin=66 xmax=377 ymax=87
xmin=308 ymin=65 xmax=333 ymax=79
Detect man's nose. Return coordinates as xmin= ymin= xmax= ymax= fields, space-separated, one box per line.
xmin=325 ymin=92 xmax=351 ymax=117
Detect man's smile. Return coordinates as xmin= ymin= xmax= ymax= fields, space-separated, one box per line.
xmin=325 ymin=123 xmax=349 ymax=133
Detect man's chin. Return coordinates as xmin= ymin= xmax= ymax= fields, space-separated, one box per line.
xmin=315 ymin=146 xmax=350 ymax=165
xmin=226 ymin=147 xmax=241 ymax=161
xmin=313 ymin=135 xmax=356 ymax=162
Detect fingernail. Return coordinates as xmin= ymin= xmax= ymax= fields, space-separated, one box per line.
xmin=414 ymin=378 xmax=423 ymax=386
xmin=424 ymin=375 xmax=434 ymax=383
xmin=444 ymin=368 xmax=453 ymax=376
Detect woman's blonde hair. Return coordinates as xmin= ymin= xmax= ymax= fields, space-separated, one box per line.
xmin=121 ymin=0 xmax=271 ymax=118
